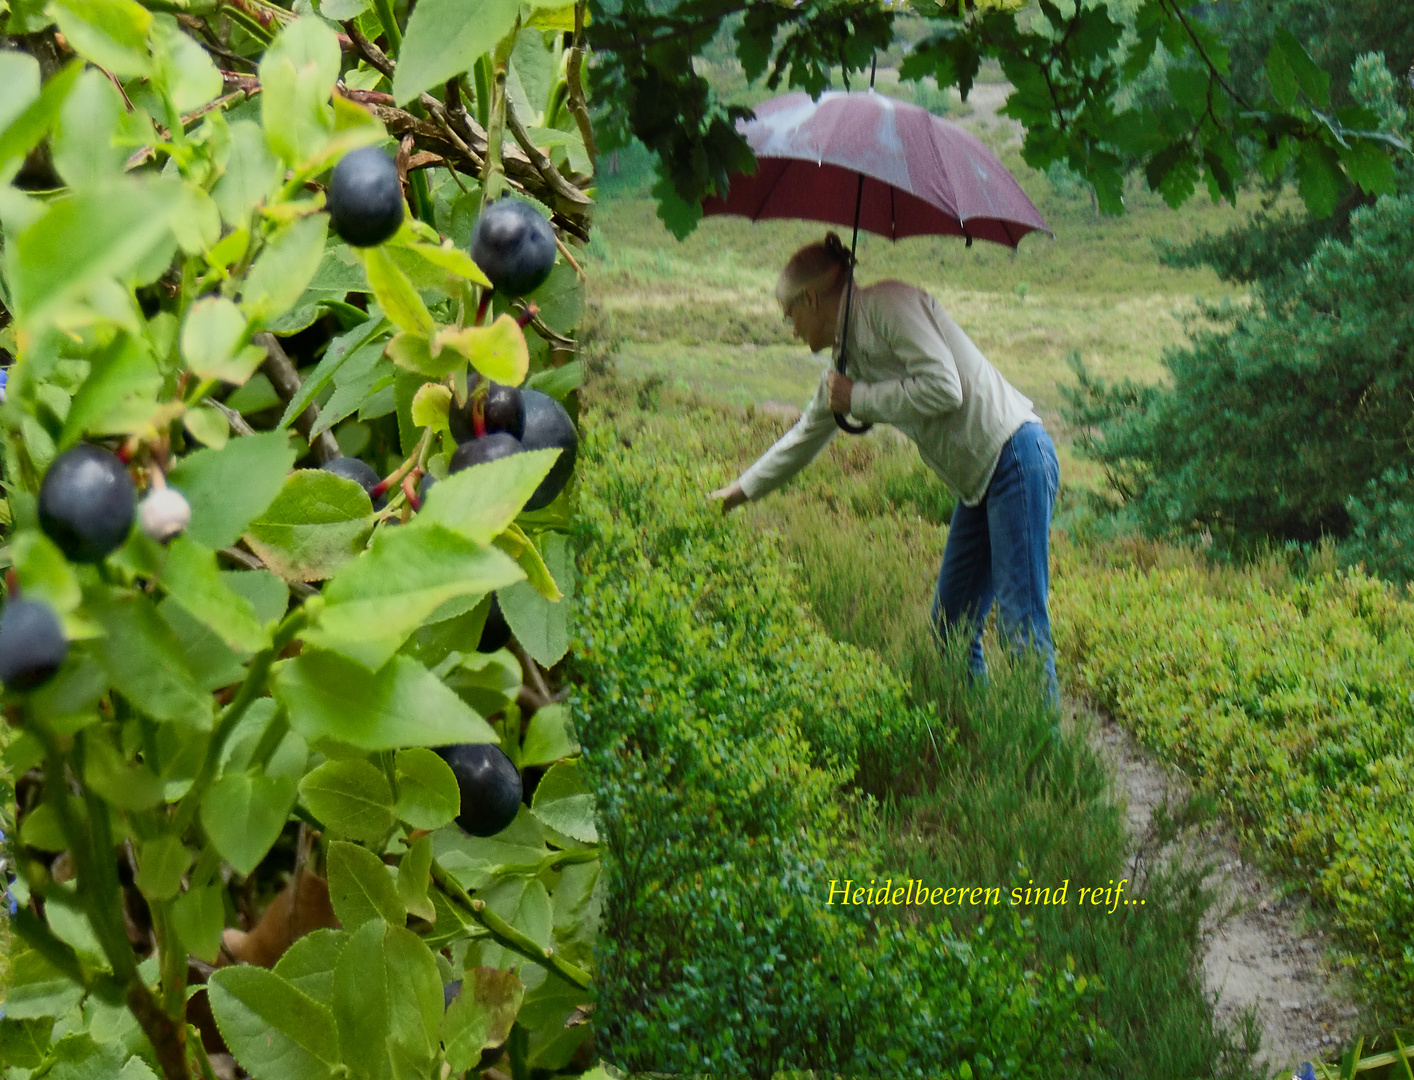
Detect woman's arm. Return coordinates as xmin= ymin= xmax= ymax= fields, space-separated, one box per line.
xmin=847 ymin=289 xmax=963 ymax=425
xmin=731 ymin=369 xmax=839 ymax=503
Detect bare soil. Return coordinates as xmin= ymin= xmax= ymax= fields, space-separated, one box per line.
xmin=1076 ymin=697 xmax=1365 ymax=1076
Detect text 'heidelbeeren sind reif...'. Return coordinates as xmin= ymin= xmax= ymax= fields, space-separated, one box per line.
xmin=825 ymin=878 xmax=1144 ymax=914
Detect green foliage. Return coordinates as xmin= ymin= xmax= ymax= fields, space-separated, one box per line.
xmin=568 ymin=414 xmax=1106 ymax=1077
xmin=1060 ymin=191 xmax=1414 ymax=581
xmin=0 ymin=4 xmax=597 ymax=1078
xmin=587 ymin=0 xmax=1410 ymax=236
xmin=1053 ymin=541 xmax=1414 ymax=1015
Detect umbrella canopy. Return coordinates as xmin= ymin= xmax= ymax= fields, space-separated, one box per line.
xmin=701 ymin=89 xmax=1051 ymax=248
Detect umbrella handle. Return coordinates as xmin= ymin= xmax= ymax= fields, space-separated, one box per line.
xmin=834 ymin=412 xmax=872 ymax=434
xmin=832 ymin=351 xmax=872 ymax=434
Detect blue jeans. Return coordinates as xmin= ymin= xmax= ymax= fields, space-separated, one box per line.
xmin=930 ymin=421 xmax=1060 ymax=710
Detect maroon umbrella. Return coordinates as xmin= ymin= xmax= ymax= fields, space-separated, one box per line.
xmin=701 ymin=89 xmax=1051 ymax=248
xmin=701 ymin=87 xmax=1051 ymax=433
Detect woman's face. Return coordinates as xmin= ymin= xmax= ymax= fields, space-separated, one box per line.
xmin=783 ymin=289 xmax=835 ymax=353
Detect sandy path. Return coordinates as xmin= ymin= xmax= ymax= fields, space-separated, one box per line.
xmin=1080 ymin=700 xmax=1364 ymax=1073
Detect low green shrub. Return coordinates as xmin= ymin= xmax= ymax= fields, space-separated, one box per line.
xmin=569 ymin=415 xmax=1106 ymax=1078
xmin=1052 ymin=543 xmax=1414 ymax=1014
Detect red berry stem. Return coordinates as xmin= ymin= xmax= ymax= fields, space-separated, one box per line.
xmin=472 ymin=394 xmax=487 ymax=439
xmin=475 ymin=292 xmax=493 ymax=324
xmin=402 ymin=474 xmax=422 ymax=512
xmin=5 ymin=568 xmax=17 ymax=598
xmin=515 ymin=303 xmax=539 ymax=330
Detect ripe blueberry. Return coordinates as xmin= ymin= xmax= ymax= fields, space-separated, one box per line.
xmin=449 ymin=432 xmax=524 ymax=474
xmin=471 ymin=200 xmax=557 ymax=297
xmin=139 ymin=486 xmax=192 ymax=544
xmin=436 ymin=743 xmax=523 ymax=837
xmin=0 ymin=597 xmax=68 ymax=692
xmin=327 ymin=147 xmax=405 ymax=248
xmin=323 ymin=456 xmax=387 ymax=511
xmin=448 ymin=377 xmax=525 ymax=444
xmin=479 ymin=593 xmax=511 ymax=653
xmin=39 ymin=444 xmax=136 ymax=563
xmin=519 ymin=389 xmax=578 ymax=511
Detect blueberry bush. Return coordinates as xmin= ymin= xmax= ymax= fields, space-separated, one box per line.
xmin=0 ymin=2 xmax=603 ymax=1077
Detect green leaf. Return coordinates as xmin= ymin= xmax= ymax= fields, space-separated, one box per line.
xmin=89 ymin=593 xmax=214 ymax=728
xmin=0 ymin=59 xmax=81 ymax=183
xmin=442 ymin=967 xmax=524 ymax=1072
xmin=397 ymin=832 xmax=435 ymax=921
xmin=332 ymin=918 xmax=392 ymax=1078
xmin=392 ymin=0 xmax=520 ymax=106
xmin=135 ymin=835 xmax=192 ymax=901
xmin=242 ymin=215 xmax=331 ymax=324
xmin=208 ymin=965 xmax=341 ymax=1080
xmin=11 ymin=529 xmax=81 ymax=615
xmin=524 ymin=261 xmax=583 ymax=335
xmin=474 ymin=877 xmax=553 ymax=970
xmin=6 ymin=177 xmax=184 ymax=329
xmin=222 ymin=568 xmax=290 ymax=627
xmin=411 ymin=382 xmax=452 ymax=434
xmin=497 ymin=531 xmax=573 ymax=666
xmin=151 ymin=12 xmax=223 ymax=113
xmin=47 ymin=0 xmax=152 ymax=79
xmin=267 ymin=245 xmax=372 ymax=335
xmin=51 ymin=68 xmax=126 ymax=187
xmin=434 ymin=314 xmax=529 ymax=385
xmin=1265 ymin=37 xmax=1297 ymax=109
xmin=305 ymin=523 xmax=524 ymax=669
xmin=0 ymin=51 xmax=40 ymax=137
xmin=169 ymin=430 xmax=299 ymax=550
xmin=278 ymin=316 xmax=386 ymax=429
xmin=1338 ymin=138 xmax=1397 ymax=197
xmin=182 ymin=296 xmax=262 ymax=384
xmin=326 ymin=840 xmax=404 ymax=930
xmin=59 ymin=332 xmax=163 ymax=446
xmin=382 ymin=924 xmax=443 ymax=1075
xmin=361 ymin=245 xmax=433 ymax=334
xmin=260 ymin=16 xmax=341 ymax=166
xmin=276 ymin=650 xmax=498 ymax=751
xmin=519 ymin=703 xmax=577 ymax=766
xmin=1272 ymin=27 xmax=1329 ymax=109
xmin=1295 ymin=138 xmax=1344 ymax=219
xmin=242 ymin=468 xmax=375 ymax=584
xmin=529 ymin=760 xmax=596 ymax=842
xmin=0 ymin=946 xmax=84 ymax=1020
xmin=274 ymin=927 xmax=347 ymax=1005
xmin=82 ymin=731 xmax=165 ymax=810
xmin=160 ymin=535 xmax=270 ymax=653
xmin=299 ymin=759 xmax=397 ymax=843
xmin=412 ymin=449 xmax=558 ymax=544
xmin=213 ymin=120 xmax=283 ymax=227
xmin=184 ymin=404 xmax=230 ymax=449
xmin=172 ymin=885 xmax=225 ymax=963
xmin=394 ymin=746 xmax=463 ymax=830
xmin=496 ymin=522 xmax=560 ymax=600
xmin=200 ymin=771 xmax=298 ymax=875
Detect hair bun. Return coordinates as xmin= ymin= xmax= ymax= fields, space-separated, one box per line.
xmin=823 ymin=231 xmax=854 ymax=268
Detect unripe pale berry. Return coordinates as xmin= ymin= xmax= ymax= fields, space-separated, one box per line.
xmin=139 ymin=486 xmax=192 ymax=543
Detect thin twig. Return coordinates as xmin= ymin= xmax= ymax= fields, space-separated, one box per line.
xmin=207 ymin=400 xmax=257 ymax=437
xmin=505 ymin=98 xmax=592 ymax=208
xmin=254 ymin=332 xmax=341 ymax=464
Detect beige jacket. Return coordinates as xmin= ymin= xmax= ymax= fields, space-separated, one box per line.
xmin=737 ymin=280 xmax=1043 ymax=508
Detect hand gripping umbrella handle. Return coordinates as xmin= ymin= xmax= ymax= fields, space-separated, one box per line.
xmin=825 ymin=354 xmax=871 ymax=438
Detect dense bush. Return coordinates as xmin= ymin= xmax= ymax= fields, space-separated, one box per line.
xmin=1051 ymin=542 xmax=1414 ymax=1013
xmin=568 ymin=414 xmax=1106 ymax=1078
xmin=1061 ymin=190 xmax=1414 ymax=582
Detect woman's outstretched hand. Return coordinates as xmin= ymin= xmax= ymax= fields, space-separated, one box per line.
xmin=709 ymin=482 xmax=748 ymax=514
